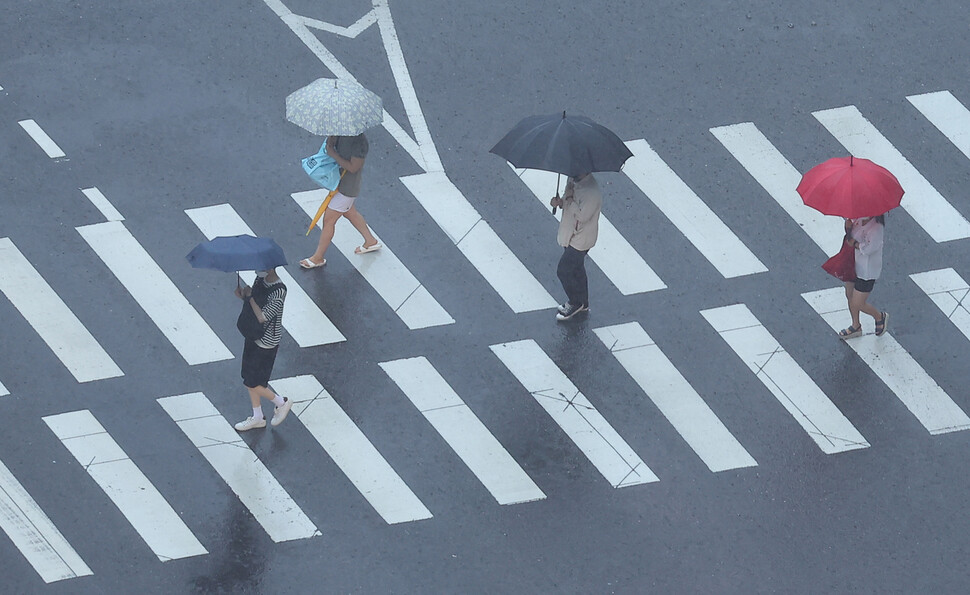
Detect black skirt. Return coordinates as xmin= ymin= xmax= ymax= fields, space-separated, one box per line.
xmin=241 ymin=340 xmax=279 ymax=388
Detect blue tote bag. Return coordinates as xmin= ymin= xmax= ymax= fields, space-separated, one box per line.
xmin=301 ymin=140 xmax=341 ymax=191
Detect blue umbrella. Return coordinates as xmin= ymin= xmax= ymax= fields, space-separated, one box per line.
xmin=186 ymin=235 xmax=287 ymax=272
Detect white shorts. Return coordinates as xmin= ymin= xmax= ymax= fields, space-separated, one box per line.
xmin=327 ymin=191 xmax=357 ymax=213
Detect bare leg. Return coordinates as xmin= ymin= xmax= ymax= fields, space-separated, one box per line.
xmin=849 ymin=289 xmax=880 ymax=328
xmin=307 ymin=209 xmax=343 ymax=263
xmin=343 ymin=205 xmax=378 ymax=249
xmin=247 ymin=385 xmax=277 ymax=408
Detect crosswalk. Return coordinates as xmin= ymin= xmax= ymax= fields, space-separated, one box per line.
xmin=4 ymin=87 xmax=970 ymax=584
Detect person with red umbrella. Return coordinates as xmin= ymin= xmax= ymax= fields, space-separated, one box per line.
xmin=797 ymin=156 xmax=901 ymax=339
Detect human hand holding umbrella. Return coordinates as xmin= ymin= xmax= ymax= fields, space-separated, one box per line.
xmin=490 ymin=111 xmax=632 ymax=214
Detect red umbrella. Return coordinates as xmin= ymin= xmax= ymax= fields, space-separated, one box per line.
xmin=796 ymin=156 xmax=904 ymax=218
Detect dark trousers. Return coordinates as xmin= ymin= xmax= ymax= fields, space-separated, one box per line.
xmin=557 ymin=246 xmax=589 ymax=307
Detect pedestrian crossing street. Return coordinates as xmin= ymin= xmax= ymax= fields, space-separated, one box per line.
xmin=3 ymin=89 xmax=970 ymax=583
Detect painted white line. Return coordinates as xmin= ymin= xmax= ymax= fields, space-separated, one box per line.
xmin=292 ymin=190 xmax=454 ymax=329
xmin=268 ymin=375 xmax=433 ymax=524
xmin=0 ymin=237 xmax=123 ymax=382
xmin=18 ymin=119 xmax=65 ymax=158
xmin=43 ymin=410 xmax=207 ymax=561
xmin=298 ymin=8 xmax=376 ymax=37
xmin=0 ymin=457 xmax=92 ymax=583
xmin=802 ymin=287 xmax=970 ymax=434
xmin=701 ymin=304 xmax=869 ymax=454
xmin=908 ymin=90 xmax=970 ymax=161
xmin=0 ymin=379 xmax=7 ymax=397
xmin=490 ymin=339 xmax=657 ymax=488
xmin=186 ymin=204 xmax=346 ymax=346
xmin=813 ymin=105 xmax=970 ymax=242
xmin=157 ymin=393 xmax=320 ymax=542
xmin=400 ymin=172 xmax=558 ymax=313
xmin=593 ymin=322 xmax=758 ymax=470
xmin=80 ymin=188 xmax=124 ymax=222
xmin=710 ymin=122 xmax=844 ymax=253
xmin=623 ymin=139 xmax=768 ymax=278
xmin=380 ymin=357 xmax=546 ymax=505
xmin=910 ymin=268 xmax=970 ymax=343
xmin=511 ymin=166 xmax=667 ymax=295
xmin=76 ymin=221 xmax=233 ymax=365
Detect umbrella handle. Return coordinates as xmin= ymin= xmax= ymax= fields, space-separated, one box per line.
xmin=552 ymin=173 xmax=561 ymax=215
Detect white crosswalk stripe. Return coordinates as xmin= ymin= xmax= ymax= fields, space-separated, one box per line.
xmin=624 ymin=138 xmax=768 ymax=278
xmin=0 ymin=237 xmax=123 ymax=383
xmin=18 ymin=119 xmax=65 ymax=158
xmin=510 ymin=166 xmax=667 ymax=295
xmin=907 ymin=90 xmax=970 ymax=161
xmin=701 ymin=303 xmax=869 ymax=454
xmin=710 ymin=122 xmax=844 ymax=253
xmin=43 ymin=410 xmax=208 ymax=561
xmin=380 ymin=356 xmax=546 ymax=505
xmin=293 ymin=190 xmax=455 ymax=330
xmin=400 ymin=172 xmax=558 ymax=313
xmin=268 ymin=375 xmax=433 ymax=524
xmin=802 ymin=287 xmax=970 ymax=435
xmin=0 ymin=379 xmax=7 ymax=397
xmin=185 ymin=203 xmax=347 ymax=347
xmin=910 ymin=268 xmax=970 ymax=342
xmin=76 ymin=221 xmax=233 ymax=365
xmin=80 ymin=187 xmax=124 ymax=222
xmin=157 ymin=392 xmax=320 ymax=542
xmin=594 ymin=322 xmax=757 ymax=471
xmin=813 ymin=105 xmax=970 ymax=243
xmin=490 ymin=339 xmax=658 ymax=488
xmin=0 ymin=457 xmax=92 ymax=583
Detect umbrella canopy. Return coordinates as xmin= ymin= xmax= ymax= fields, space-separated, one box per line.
xmin=797 ymin=156 xmax=904 ymax=218
xmin=285 ymin=78 xmax=383 ymax=136
xmin=489 ymin=111 xmax=633 ymax=177
xmin=186 ymin=235 xmax=287 ymax=272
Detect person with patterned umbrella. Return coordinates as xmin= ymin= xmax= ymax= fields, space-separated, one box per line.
xmin=285 ymin=78 xmax=384 ymax=269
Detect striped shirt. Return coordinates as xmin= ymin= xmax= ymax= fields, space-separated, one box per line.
xmin=254 ymin=278 xmax=286 ymax=349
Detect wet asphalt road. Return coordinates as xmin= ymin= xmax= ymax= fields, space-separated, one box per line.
xmin=2 ymin=1 xmax=970 ymax=592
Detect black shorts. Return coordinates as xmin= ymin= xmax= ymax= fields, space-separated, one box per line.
xmin=241 ymin=340 xmax=279 ymax=388
xmin=853 ymin=278 xmax=876 ymax=293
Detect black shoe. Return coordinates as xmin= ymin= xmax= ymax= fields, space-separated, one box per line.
xmin=556 ymin=303 xmax=588 ymax=321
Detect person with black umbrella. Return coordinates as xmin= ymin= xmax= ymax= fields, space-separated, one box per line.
xmin=550 ymin=173 xmax=602 ymax=320
xmin=233 ymin=268 xmax=291 ymax=431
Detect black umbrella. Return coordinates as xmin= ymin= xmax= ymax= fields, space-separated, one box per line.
xmin=490 ymin=111 xmax=632 ymax=212
xmin=187 ymin=235 xmax=287 ymax=273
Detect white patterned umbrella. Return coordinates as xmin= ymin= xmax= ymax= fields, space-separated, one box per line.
xmin=285 ymin=78 xmax=383 ymax=136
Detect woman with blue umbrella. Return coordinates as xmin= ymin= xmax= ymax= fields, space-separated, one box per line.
xmin=186 ymin=235 xmax=293 ymax=431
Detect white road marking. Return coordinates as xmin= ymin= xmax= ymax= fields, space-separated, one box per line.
xmin=157 ymin=393 xmax=320 ymax=542
xmin=813 ymin=105 xmax=970 ymax=242
xmin=268 ymin=375 xmax=433 ymax=524
xmin=802 ymin=287 xmax=970 ymax=434
xmin=593 ymin=322 xmax=758 ymax=471
xmin=0 ymin=379 xmax=7 ymax=396
xmin=701 ymin=304 xmax=869 ymax=454
xmin=624 ymin=139 xmax=768 ymax=278
xmin=907 ymin=90 xmax=970 ymax=161
xmin=292 ymin=190 xmax=455 ymax=329
xmin=910 ymin=268 xmax=970 ymax=343
xmin=490 ymin=339 xmax=657 ymax=488
xmin=43 ymin=410 xmax=208 ymax=561
xmin=511 ymin=166 xmax=667 ymax=295
xmin=400 ymin=172 xmax=558 ymax=313
xmin=18 ymin=119 xmax=65 ymax=158
xmin=185 ymin=203 xmax=347 ymax=346
xmin=0 ymin=237 xmax=123 ymax=383
xmin=709 ymin=122 xmax=844 ymax=253
xmin=76 ymin=221 xmax=233 ymax=365
xmin=80 ymin=188 xmax=124 ymax=222
xmin=380 ymin=357 xmax=546 ymax=505
xmin=0 ymin=457 xmax=92 ymax=583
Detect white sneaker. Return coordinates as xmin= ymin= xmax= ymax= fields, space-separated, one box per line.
xmin=271 ymin=397 xmax=293 ymax=427
xmin=234 ymin=416 xmax=266 ymax=431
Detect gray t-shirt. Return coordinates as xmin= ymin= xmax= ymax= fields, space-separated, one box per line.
xmin=334 ymin=134 xmax=368 ymax=197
